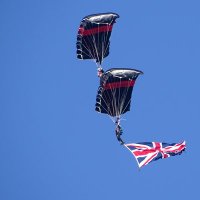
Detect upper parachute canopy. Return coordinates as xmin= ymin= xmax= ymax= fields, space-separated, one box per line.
xmin=76 ymin=13 xmax=119 ymax=65
xmin=95 ymin=68 xmax=143 ymax=117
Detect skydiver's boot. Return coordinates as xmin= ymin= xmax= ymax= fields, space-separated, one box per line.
xmin=120 ymin=138 xmax=124 ymax=145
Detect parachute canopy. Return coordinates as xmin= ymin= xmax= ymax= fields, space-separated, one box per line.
xmin=95 ymin=68 xmax=143 ymax=117
xmin=76 ymin=13 xmax=119 ymax=65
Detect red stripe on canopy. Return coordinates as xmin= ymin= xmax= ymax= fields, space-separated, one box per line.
xmin=104 ymin=80 xmax=135 ymax=90
xmin=78 ymin=25 xmax=113 ymax=36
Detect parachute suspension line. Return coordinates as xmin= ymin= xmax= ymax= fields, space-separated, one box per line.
xmin=96 ymin=81 xmax=114 ymax=117
xmin=121 ymin=83 xmax=133 ymax=115
xmin=108 ymin=77 xmax=116 ymax=116
xmin=87 ymin=24 xmax=99 ymax=61
xmin=103 ymin=19 xmax=115 ymax=60
xmin=79 ymin=21 xmax=108 ymax=66
xmin=109 ymin=72 xmax=118 ymax=116
xmin=101 ymin=23 xmax=108 ymax=65
xmin=112 ymin=74 xmax=119 ymax=117
xmin=102 ymin=24 xmax=110 ymax=57
xmin=117 ymin=77 xmax=122 ymax=117
xmin=113 ymin=77 xmax=119 ymax=117
xmin=87 ymin=22 xmax=99 ymax=61
xmin=101 ymin=72 xmax=121 ymax=118
xmin=101 ymin=88 xmax=115 ymax=117
xmin=121 ymin=74 xmax=138 ymax=115
xmin=79 ymin=22 xmax=100 ymax=62
xmin=101 ymin=74 xmax=123 ymax=131
xmin=103 ymin=73 xmax=117 ymax=116
xmin=99 ymin=73 xmax=116 ymax=117
xmin=79 ymin=22 xmax=95 ymax=59
xmin=106 ymin=75 xmax=123 ymax=117
xmin=97 ymin=93 xmax=112 ymax=116
xmin=80 ymin=42 xmax=94 ymax=59
xmin=77 ymin=35 xmax=92 ymax=59
xmin=90 ymin=22 xmax=106 ymax=65
xmin=95 ymin=18 xmax=115 ymax=65
xmin=119 ymin=79 xmax=131 ymax=115
xmin=111 ymin=75 xmax=128 ymax=118
xmin=91 ymin=23 xmax=101 ymax=64
xmin=100 ymin=22 xmax=107 ymax=65
xmin=96 ymin=22 xmax=112 ymax=65
xmin=118 ymin=78 xmax=129 ymax=117
xmin=115 ymin=74 xmax=126 ymax=116
xmin=80 ymin=33 xmax=96 ymax=60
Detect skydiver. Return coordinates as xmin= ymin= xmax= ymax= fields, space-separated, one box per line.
xmin=115 ymin=125 xmax=124 ymax=145
xmin=115 ymin=117 xmax=124 ymax=145
xmin=97 ymin=67 xmax=104 ymax=77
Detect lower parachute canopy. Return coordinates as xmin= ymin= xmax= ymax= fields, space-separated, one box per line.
xmin=95 ymin=68 xmax=143 ymax=117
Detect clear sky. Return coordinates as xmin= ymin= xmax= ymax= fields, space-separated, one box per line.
xmin=0 ymin=1 xmax=199 ymax=200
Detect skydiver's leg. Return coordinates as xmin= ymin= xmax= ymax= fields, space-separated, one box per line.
xmin=119 ymin=137 xmax=124 ymax=145
xmin=116 ymin=131 xmax=124 ymax=145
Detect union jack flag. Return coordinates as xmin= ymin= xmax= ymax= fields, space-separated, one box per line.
xmin=125 ymin=141 xmax=186 ymax=168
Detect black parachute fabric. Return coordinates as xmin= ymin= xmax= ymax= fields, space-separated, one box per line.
xmin=76 ymin=13 xmax=119 ymax=65
xmin=95 ymin=68 xmax=143 ymax=118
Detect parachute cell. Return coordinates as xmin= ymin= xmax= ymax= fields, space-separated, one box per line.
xmin=76 ymin=13 xmax=119 ymax=65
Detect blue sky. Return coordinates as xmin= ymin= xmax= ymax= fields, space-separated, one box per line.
xmin=0 ymin=1 xmax=199 ymax=199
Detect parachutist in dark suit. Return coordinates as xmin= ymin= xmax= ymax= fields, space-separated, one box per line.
xmin=115 ymin=125 xmax=124 ymax=145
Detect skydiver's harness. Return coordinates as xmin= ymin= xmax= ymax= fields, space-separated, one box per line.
xmin=115 ymin=118 xmax=124 ymax=145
